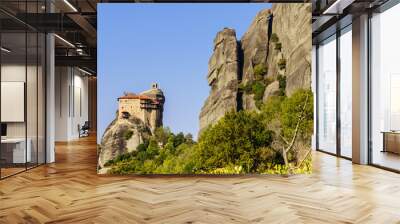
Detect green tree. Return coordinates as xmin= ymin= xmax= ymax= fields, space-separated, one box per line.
xmin=196 ymin=110 xmax=273 ymax=173
xmin=154 ymin=127 xmax=171 ymax=146
xmin=146 ymin=139 xmax=160 ymax=158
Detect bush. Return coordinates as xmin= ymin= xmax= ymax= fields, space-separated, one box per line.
xmin=154 ymin=127 xmax=171 ymax=146
xmin=255 ymin=100 xmax=264 ymax=110
xmin=277 ymin=75 xmax=286 ymax=96
xmin=238 ymin=81 xmax=253 ymax=94
xmin=252 ymin=82 xmax=266 ymax=101
xmin=270 ymin=33 xmax=279 ymax=42
xmin=197 ymin=111 xmax=274 ymax=173
xmin=277 ymin=58 xmax=286 ymax=70
xmin=254 ymin=64 xmax=267 ymax=81
xmin=275 ymin=42 xmax=282 ymax=51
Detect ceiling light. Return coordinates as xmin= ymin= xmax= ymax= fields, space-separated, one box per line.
xmin=1 ymin=47 xmax=11 ymax=53
xmin=78 ymin=67 xmax=93 ymax=76
xmin=63 ymin=0 xmax=78 ymax=12
xmin=54 ymin=34 xmax=75 ymax=48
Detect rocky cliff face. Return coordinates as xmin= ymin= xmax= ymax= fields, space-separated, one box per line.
xmin=267 ymin=4 xmax=312 ymax=96
xmin=240 ymin=9 xmax=272 ymax=110
xmin=199 ymin=28 xmax=240 ymax=132
xmin=199 ymin=4 xmax=311 ymax=132
xmin=98 ymin=117 xmax=151 ymax=173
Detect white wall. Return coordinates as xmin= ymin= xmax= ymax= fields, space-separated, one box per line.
xmin=55 ymin=67 xmax=89 ymax=141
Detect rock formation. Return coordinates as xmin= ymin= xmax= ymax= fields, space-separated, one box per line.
xmin=98 ymin=117 xmax=152 ymax=173
xmin=199 ymin=28 xmax=240 ymax=132
xmin=267 ymin=4 xmax=312 ymax=96
xmin=199 ymin=4 xmax=311 ymax=132
xmin=98 ymin=84 xmax=165 ymax=173
xmin=240 ymin=9 xmax=272 ymax=110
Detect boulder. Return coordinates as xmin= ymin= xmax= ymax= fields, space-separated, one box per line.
xmin=263 ymin=81 xmax=280 ymax=101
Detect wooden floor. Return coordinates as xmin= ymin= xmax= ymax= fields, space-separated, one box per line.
xmin=1 ymin=136 xmax=400 ymax=223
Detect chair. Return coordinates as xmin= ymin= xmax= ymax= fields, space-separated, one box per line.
xmin=79 ymin=121 xmax=90 ymax=138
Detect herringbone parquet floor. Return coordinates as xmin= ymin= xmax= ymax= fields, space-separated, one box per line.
xmin=1 ymin=135 xmax=400 ymax=224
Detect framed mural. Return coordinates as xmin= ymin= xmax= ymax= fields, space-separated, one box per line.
xmin=98 ymin=3 xmax=312 ymax=175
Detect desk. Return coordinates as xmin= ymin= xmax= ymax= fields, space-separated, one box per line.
xmin=381 ymin=131 xmax=400 ymax=154
xmin=1 ymin=138 xmax=31 ymax=163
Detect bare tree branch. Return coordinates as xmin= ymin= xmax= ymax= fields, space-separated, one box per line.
xmin=280 ymin=92 xmax=310 ymax=173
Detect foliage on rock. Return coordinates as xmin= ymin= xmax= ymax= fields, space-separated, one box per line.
xmin=270 ymin=33 xmax=279 ymax=43
xmin=103 ymin=89 xmax=313 ymax=175
xmin=278 ymin=58 xmax=287 ymax=70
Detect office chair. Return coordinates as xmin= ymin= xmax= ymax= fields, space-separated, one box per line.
xmin=79 ymin=121 xmax=90 ymax=138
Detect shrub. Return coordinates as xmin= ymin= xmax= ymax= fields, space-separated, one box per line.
xmin=238 ymin=81 xmax=253 ymax=93
xmin=254 ymin=64 xmax=267 ymax=81
xmin=252 ymin=82 xmax=266 ymax=101
xmin=275 ymin=42 xmax=282 ymax=51
xmin=277 ymin=75 xmax=286 ymax=96
xmin=255 ymin=100 xmax=264 ymax=109
xmin=277 ymin=58 xmax=286 ymax=70
xmin=154 ymin=127 xmax=171 ymax=146
xmin=197 ymin=110 xmax=274 ymax=173
xmin=270 ymin=33 xmax=279 ymax=42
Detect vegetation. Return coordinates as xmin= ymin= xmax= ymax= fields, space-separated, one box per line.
xmin=254 ymin=64 xmax=267 ymax=81
xmin=275 ymin=42 xmax=282 ymax=51
xmin=252 ymin=82 xmax=266 ymax=101
xmin=277 ymin=58 xmax=286 ymax=70
xmin=277 ymin=75 xmax=286 ymax=96
xmin=103 ymin=88 xmax=313 ymax=175
xmin=270 ymin=33 xmax=279 ymax=43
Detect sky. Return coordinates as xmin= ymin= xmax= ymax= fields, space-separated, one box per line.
xmin=98 ymin=3 xmax=272 ymax=140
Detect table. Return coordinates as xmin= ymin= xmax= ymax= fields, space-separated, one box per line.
xmin=1 ymin=138 xmax=31 ymax=163
xmin=381 ymin=131 xmax=400 ymax=154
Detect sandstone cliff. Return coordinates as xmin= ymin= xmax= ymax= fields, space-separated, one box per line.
xmin=240 ymin=9 xmax=272 ymax=110
xmin=199 ymin=28 xmax=240 ymax=132
xmin=267 ymin=4 xmax=312 ymax=96
xmin=199 ymin=3 xmax=311 ymax=132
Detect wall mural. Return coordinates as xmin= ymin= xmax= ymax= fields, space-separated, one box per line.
xmin=98 ymin=3 xmax=312 ymax=175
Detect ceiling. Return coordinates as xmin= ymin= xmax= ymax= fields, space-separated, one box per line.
xmin=0 ymin=0 xmax=98 ymax=74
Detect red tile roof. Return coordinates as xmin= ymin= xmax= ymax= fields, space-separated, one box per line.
xmin=118 ymin=94 xmax=153 ymax=100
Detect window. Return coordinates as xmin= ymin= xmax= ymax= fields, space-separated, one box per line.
xmin=370 ymin=3 xmax=400 ymax=171
xmin=317 ymin=35 xmax=337 ymax=154
xmin=339 ymin=26 xmax=352 ymax=158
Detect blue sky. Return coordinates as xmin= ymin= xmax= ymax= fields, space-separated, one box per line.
xmin=98 ymin=3 xmax=271 ymax=140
